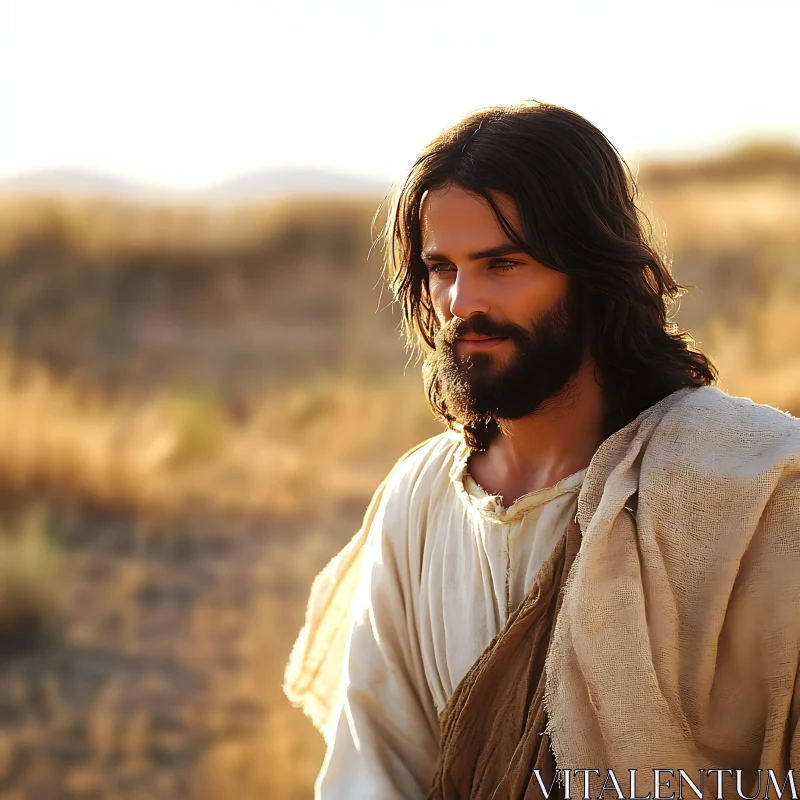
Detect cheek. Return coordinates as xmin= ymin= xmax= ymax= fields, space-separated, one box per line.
xmin=510 ymin=272 xmax=567 ymax=314
xmin=427 ymin=277 xmax=451 ymax=322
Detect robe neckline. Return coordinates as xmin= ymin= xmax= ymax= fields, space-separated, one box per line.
xmin=448 ymin=435 xmax=587 ymax=524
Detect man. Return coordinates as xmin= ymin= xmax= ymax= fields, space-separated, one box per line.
xmin=284 ymin=102 xmax=800 ymax=799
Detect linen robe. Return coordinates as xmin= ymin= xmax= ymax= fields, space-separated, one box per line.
xmin=318 ymin=432 xmax=586 ymax=797
xmin=284 ymin=387 xmax=800 ymax=800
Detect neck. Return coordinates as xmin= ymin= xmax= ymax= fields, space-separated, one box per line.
xmin=483 ymin=356 xmax=607 ymax=490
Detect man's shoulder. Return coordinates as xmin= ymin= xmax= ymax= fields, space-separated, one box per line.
xmin=671 ymin=386 xmax=799 ymax=428
xmin=663 ymin=386 xmax=800 ymax=456
xmin=639 ymin=387 xmax=800 ymax=494
xmin=382 ymin=430 xmax=461 ymax=495
xmin=359 ymin=431 xmax=460 ymax=559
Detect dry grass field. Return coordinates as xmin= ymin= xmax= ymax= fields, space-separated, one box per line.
xmin=0 ymin=142 xmax=798 ymax=798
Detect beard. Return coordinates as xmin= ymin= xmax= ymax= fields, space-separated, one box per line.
xmin=426 ymin=286 xmax=584 ymax=428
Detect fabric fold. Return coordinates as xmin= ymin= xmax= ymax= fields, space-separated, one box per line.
xmin=285 ymin=386 xmax=800 ymax=792
xmin=282 ymin=436 xmax=440 ymax=743
xmin=427 ymin=515 xmax=582 ymax=799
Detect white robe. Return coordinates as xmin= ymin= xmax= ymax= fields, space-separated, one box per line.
xmin=317 ymin=431 xmax=586 ymax=799
xmin=287 ymin=387 xmax=800 ymax=800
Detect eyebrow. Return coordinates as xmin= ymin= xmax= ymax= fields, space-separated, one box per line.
xmin=420 ymin=243 xmax=526 ymax=262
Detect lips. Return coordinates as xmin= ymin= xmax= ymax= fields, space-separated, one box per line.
xmin=456 ymin=336 xmax=508 ymax=352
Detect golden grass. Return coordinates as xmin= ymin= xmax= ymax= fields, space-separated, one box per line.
xmin=641 ymin=176 xmax=800 ymax=248
xmin=0 ymin=507 xmax=61 ymax=634
xmin=0 ymin=149 xmax=797 ymax=798
xmin=0 ymin=194 xmax=385 ymax=262
xmin=0 ymin=352 xmax=440 ymax=518
xmin=0 ymin=355 xmax=175 ymax=510
xmin=703 ymin=291 xmax=800 ymax=414
xmin=0 ymin=537 xmax=327 ymax=797
xmin=0 ymin=356 xmax=440 ymax=797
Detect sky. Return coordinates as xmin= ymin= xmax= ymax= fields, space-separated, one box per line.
xmin=0 ymin=0 xmax=797 ymax=191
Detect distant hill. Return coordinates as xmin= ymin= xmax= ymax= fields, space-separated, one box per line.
xmin=4 ymin=140 xmax=799 ymax=203
xmin=0 ymin=167 xmax=391 ymax=202
xmin=0 ymin=168 xmax=168 ymax=200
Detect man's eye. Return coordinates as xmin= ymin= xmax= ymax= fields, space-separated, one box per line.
xmin=427 ymin=263 xmax=454 ymax=274
xmin=490 ymin=259 xmax=518 ymax=272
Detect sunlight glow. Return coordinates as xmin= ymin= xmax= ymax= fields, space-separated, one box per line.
xmin=0 ymin=0 xmax=797 ymax=190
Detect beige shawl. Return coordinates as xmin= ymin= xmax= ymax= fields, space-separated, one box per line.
xmin=284 ymin=387 xmax=800 ymax=792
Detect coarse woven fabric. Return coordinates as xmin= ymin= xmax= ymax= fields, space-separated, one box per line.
xmin=426 ymin=515 xmax=582 ymax=799
xmin=545 ymin=386 xmax=800 ymax=799
xmin=284 ymin=386 xmax=800 ymax=796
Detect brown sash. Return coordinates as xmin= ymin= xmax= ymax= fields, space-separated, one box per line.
xmin=427 ymin=517 xmax=582 ymax=800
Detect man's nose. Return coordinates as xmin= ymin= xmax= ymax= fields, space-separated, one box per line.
xmin=448 ymin=271 xmax=489 ymax=320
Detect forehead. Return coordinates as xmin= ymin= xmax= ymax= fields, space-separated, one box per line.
xmin=419 ymin=184 xmax=521 ymax=253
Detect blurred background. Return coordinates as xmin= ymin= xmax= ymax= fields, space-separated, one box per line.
xmin=0 ymin=0 xmax=798 ymax=797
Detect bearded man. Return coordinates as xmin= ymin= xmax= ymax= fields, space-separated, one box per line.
xmin=284 ymin=102 xmax=800 ymax=799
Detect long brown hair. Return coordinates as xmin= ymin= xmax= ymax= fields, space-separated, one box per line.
xmin=382 ymin=101 xmax=717 ymax=449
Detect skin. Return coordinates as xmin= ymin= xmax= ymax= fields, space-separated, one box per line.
xmin=419 ymin=183 xmax=608 ymax=505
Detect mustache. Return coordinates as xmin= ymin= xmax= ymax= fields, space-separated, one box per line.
xmin=438 ymin=315 xmax=525 ymax=347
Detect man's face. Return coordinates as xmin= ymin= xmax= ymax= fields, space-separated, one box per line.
xmin=420 ymin=183 xmax=585 ymax=422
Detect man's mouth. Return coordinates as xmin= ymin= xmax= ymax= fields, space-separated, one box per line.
xmin=456 ymin=336 xmax=509 ymax=352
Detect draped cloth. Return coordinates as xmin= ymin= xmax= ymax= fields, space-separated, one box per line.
xmin=427 ymin=516 xmax=582 ymax=800
xmin=284 ymin=386 xmax=800 ymax=798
